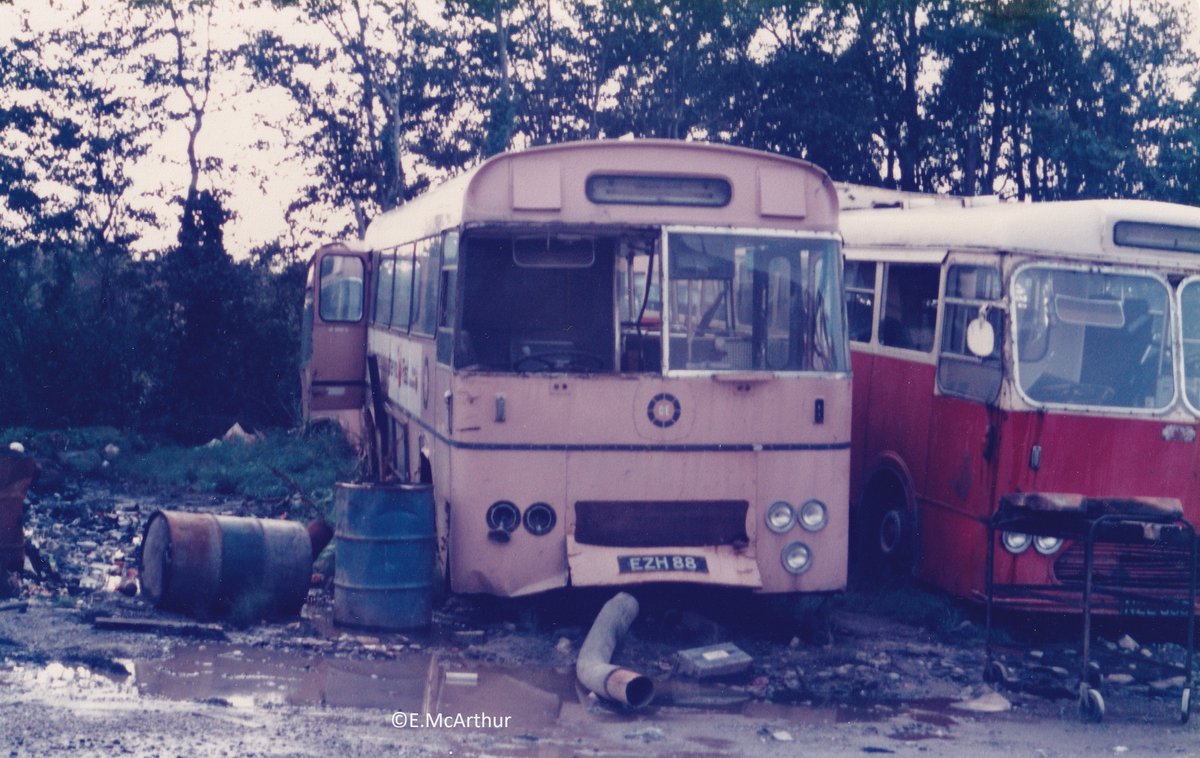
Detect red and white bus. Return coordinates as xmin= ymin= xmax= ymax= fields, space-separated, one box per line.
xmin=301 ymin=140 xmax=851 ymax=597
xmin=842 ymin=198 xmax=1200 ymax=612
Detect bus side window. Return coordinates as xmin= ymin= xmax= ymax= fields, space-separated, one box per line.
xmin=413 ymin=237 xmax=441 ymax=337
xmin=937 ymin=264 xmax=1003 ymax=402
xmin=845 ymin=260 xmax=876 ymax=343
xmin=375 ymin=251 xmax=396 ymax=326
xmin=878 ymin=263 xmax=939 ymax=351
xmin=390 ymin=244 xmax=415 ymax=331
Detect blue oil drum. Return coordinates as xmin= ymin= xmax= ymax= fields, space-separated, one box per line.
xmin=334 ymin=482 xmax=436 ymax=630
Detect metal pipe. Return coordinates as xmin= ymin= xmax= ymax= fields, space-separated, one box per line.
xmin=576 ymin=592 xmax=654 ymax=708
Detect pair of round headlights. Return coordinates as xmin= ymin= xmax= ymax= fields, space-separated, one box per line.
xmin=486 ymin=500 xmax=557 ymax=537
xmin=1000 ymin=531 xmax=1063 ymax=556
xmin=765 ymin=499 xmax=828 ymax=534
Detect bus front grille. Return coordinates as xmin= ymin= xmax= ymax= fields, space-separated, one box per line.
xmin=1053 ymin=542 xmax=1195 ymax=590
xmin=574 ymin=500 xmax=749 ymax=548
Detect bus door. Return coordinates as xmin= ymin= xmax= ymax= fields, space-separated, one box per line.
xmin=921 ymin=256 xmax=1005 ymax=597
xmin=301 ymin=245 xmax=369 ymax=435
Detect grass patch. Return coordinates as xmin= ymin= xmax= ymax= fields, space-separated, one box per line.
xmin=112 ymin=425 xmax=361 ymax=519
xmin=2 ymin=423 xmax=362 ymax=522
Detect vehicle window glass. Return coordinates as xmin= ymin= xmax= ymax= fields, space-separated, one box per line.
xmin=845 ymin=260 xmax=875 ymax=343
xmin=878 ymin=263 xmax=938 ymax=351
xmin=318 ymin=255 xmax=364 ymax=322
xmin=374 ymin=252 xmax=395 ymax=326
xmin=1177 ymin=280 xmax=1200 ymax=410
xmin=937 ymin=264 xmax=1002 ymax=402
xmin=390 ymin=245 xmax=414 ymax=331
xmin=666 ymin=232 xmax=846 ymax=372
xmin=1014 ymin=266 xmax=1173 ymax=410
xmin=412 ymin=237 xmax=440 ymax=336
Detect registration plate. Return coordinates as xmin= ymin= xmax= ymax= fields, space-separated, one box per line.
xmin=618 ymin=555 xmax=709 ymax=574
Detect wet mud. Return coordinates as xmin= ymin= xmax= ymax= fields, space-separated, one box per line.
xmin=3 ymin=483 xmax=1200 ymax=755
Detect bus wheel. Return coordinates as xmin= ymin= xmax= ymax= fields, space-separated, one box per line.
xmin=864 ymin=487 xmax=912 ymax=582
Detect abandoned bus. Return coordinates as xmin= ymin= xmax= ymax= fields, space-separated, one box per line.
xmin=842 ymin=198 xmax=1200 ymax=612
xmin=301 ymin=140 xmax=851 ymax=597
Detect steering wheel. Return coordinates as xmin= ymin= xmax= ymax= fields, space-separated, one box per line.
xmin=513 ymin=350 xmax=606 ymax=373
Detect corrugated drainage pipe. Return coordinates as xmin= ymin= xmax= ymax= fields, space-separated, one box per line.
xmin=576 ymin=592 xmax=654 ymax=708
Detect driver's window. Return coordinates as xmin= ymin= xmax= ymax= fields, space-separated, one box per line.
xmin=937 ymin=264 xmax=1003 ymax=402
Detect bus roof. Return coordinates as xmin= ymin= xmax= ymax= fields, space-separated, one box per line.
xmin=840 ymin=199 xmax=1200 ymax=265
xmin=364 ymin=140 xmax=838 ymax=250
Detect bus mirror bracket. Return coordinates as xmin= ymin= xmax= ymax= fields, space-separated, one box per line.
xmin=966 ymin=306 xmax=995 ymax=358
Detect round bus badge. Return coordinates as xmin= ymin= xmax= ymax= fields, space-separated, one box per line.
xmin=647 ymin=393 xmax=682 ymax=428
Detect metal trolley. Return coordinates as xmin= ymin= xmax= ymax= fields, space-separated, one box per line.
xmin=984 ymin=493 xmax=1197 ymax=722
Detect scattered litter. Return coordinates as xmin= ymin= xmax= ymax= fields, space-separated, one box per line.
xmin=1118 ymin=634 xmax=1138 ymax=651
xmin=770 ymin=729 xmax=795 ymax=742
xmin=555 ymin=637 xmax=572 ymax=654
xmin=676 ymin=642 xmax=753 ymax=678
xmin=92 ymin=616 xmax=227 ymax=640
xmin=1149 ymin=675 xmax=1186 ymax=691
xmin=951 ymin=689 xmax=1012 ymax=713
xmin=1106 ymin=673 xmax=1135 ymax=685
xmin=8 ymin=442 xmax=23 ymax=454
xmin=444 ymin=671 xmax=478 ymax=686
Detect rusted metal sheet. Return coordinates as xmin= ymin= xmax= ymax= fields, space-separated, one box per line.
xmin=140 ymin=510 xmax=312 ymax=620
xmin=0 ymin=450 xmax=38 ymax=573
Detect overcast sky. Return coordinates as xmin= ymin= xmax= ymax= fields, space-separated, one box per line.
xmin=2 ymin=1 xmax=1198 ymax=260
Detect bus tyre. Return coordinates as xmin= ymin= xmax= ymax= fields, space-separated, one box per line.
xmin=869 ymin=498 xmax=912 ymax=581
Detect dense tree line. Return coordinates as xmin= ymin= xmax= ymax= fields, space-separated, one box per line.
xmin=1 ymin=0 xmax=1197 ymax=438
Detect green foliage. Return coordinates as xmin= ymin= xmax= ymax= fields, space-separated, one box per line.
xmin=110 ymin=424 xmax=360 ymax=519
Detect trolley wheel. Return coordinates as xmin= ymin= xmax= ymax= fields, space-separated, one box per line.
xmin=984 ymin=661 xmax=1010 ymax=685
xmin=1079 ymin=685 xmax=1105 ymax=723
xmin=1181 ymin=687 xmax=1191 ymax=725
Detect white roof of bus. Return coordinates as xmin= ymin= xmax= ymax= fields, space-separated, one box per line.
xmin=840 ymin=199 xmax=1200 ymax=263
xmin=363 ymin=139 xmax=838 ymax=250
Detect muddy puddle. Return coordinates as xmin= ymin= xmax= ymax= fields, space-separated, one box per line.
xmin=1 ymin=642 xmax=969 ymax=747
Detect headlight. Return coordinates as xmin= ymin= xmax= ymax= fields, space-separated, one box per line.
xmin=1001 ymin=531 xmax=1031 ymax=555
xmin=798 ymin=499 xmax=828 ymax=532
xmin=781 ymin=542 xmax=812 ymax=574
xmin=765 ymin=501 xmax=796 ymax=533
xmin=523 ymin=502 xmax=557 ymax=536
xmin=486 ymin=501 xmax=521 ymax=533
xmin=1033 ymin=535 xmax=1063 ymax=556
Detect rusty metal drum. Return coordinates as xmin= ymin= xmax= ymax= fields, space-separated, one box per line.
xmin=0 ymin=451 xmax=37 ymax=572
xmin=140 ymin=510 xmax=312 ymax=620
xmin=334 ymin=482 xmax=435 ymax=630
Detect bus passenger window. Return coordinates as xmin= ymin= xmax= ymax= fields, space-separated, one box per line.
xmin=412 ymin=237 xmax=440 ymax=336
xmin=878 ymin=263 xmax=939 ymax=352
xmin=845 ymin=261 xmax=875 ymax=343
xmin=374 ymin=252 xmax=395 ymax=326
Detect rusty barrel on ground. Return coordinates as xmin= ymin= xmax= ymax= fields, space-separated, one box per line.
xmin=334 ymin=482 xmax=435 ymax=630
xmin=140 ymin=510 xmax=312 ymax=620
xmin=0 ymin=451 xmax=38 ymax=572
